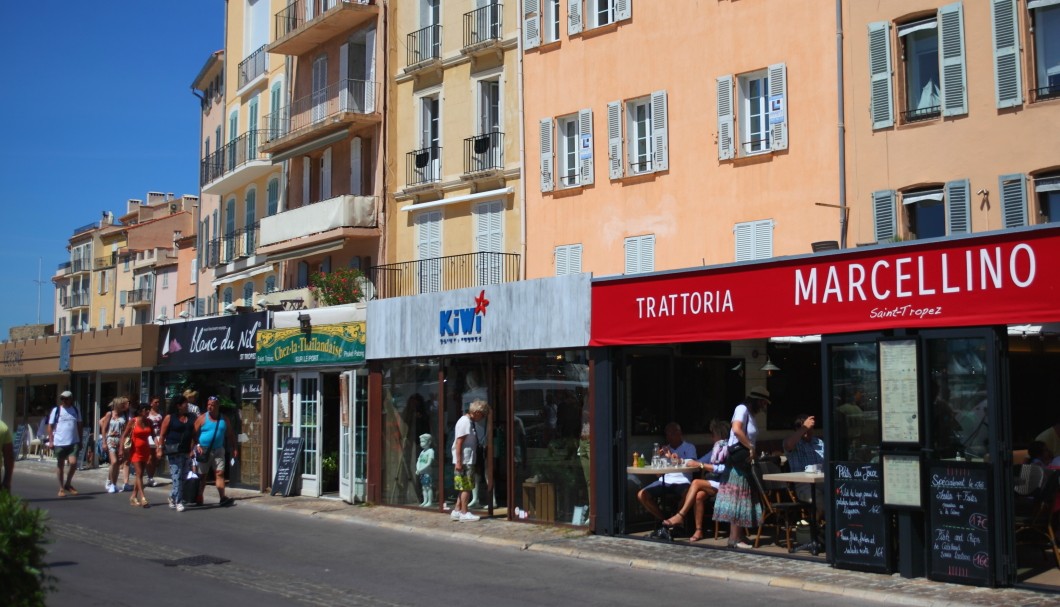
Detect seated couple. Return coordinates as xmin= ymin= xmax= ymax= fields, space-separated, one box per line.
xmin=637 ymin=421 xmax=730 ymax=542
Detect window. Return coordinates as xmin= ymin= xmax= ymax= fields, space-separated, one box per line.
xmin=162 ymin=270 xmax=169 ymax=289
xmin=558 ymin=114 xmax=579 ymax=187
xmin=873 ymin=179 xmax=970 ymax=241
xmin=624 ymin=234 xmax=654 ymax=274
xmin=717 ymin=66 xmax=786 ymax=159
xmin=223 ymin=287 xmax=233 ymax=309
xmin=267 ymin=178 xmax=279 ymax=216
xmin=1031 ymin=0 xmax=1060 ymax=100
xmin=417 ymin=210 xmax=443 ymax=293
xmin=243 ymin=282 xmax=255 ymax=305
xmin=898 ymin=18 xmax=941 ymax=121
xmin=567 ymin=0 xmax=630 ymax=35
xmin=590 ymin=0 xmax=614 ymax=28
xmin=297 ymin=261 xmax=309 ymax=288
xmin=413 ymin=94 xmax=441 ymax=184
xmin=225 ymin=198 xmax=236 ymax=261
xmin=903 ymin=188 xmax=945 ymax=239
xmin=190 ymin=258 xmax=198 ymax=285
xmin=312 ymin=55 xmax=328 ymax=124
xmin=627 ymin=97 xmax=652 ymax=173
xmin=555 ymin=244 xmax=583 ymax=276
xmin=546 ymin=0 xmax=560 ymax=42
xmin=540 ymin=109 xmax=593 ymax=191
xmin=608 ymin=91 xmax=668 ymax=178
xmin=999 ymin=173 xmax=1028 ymax=228
xmin=734 ymin=220 xmax=774 ymax=262
xmin=474 ymin=201 xmax=503 ymax=285
xmin=265 ymin=275 xmax=277 ymax=293
xmin=269 ymin=81 xmax=283 ymax=136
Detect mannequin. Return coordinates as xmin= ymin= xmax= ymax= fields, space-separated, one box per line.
xmin=415 ymin=433 xmax=435 ymax=507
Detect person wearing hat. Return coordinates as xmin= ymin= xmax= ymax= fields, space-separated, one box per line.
xmin=48 ymin=390 xmax=84 ymax=497
xmin=712 ymin=386 xmax=770 ymax=549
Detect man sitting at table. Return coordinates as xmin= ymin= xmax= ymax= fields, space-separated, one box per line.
xmin=637 ymin=422 xmax=698 ymax=523
xmin=783 ymin=414 xmax=825 ymax=520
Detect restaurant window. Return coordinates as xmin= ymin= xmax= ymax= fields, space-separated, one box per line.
xmin=380 ymin=359 xmax=441 ymax=507
xmin=827 ymin=341 xmax=881 ymax=463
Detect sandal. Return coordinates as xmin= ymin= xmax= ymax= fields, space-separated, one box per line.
xmin=64 ymin=485 xmax=78 ymax=495
xmin=129 ymin=496 xmax=141 ymax=507
xmin=140 ymin=498 xmax=150 ymax=508
xmin=662 ymin=512 xmax=685 ymax=528
xmin=57 ymin=489 xmax=66 ymax=498
xmin=690 ymin=528 xmax=704 ymax=542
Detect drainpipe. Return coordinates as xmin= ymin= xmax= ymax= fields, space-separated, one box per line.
xmin=379 ymin=1 xmax=389 ymax=276
xmin=837 ymin=0 xmax=848 ymax=249
xmin=516 ymin=0 xmax=527 ymax=280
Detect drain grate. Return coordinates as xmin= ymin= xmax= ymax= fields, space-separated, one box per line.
xmin=152 ymin=554 xmax=230 ymax=567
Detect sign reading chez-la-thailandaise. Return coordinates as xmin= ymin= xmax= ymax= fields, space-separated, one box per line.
xmin=591 ymin=226 xmax=1060 ymax=346
xmin=367 ymin=273 xmax=591 ymax=359
xmin=256 ymin=321 xmax=366 ymax=367
xmin=156 ymin=312 xmax=266 ymax=369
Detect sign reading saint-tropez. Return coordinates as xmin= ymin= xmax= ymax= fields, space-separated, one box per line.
xmin=155 ymin=312 xmax=265 ymax=369
xmin=255 ymin=321 xmax=366 ymax=367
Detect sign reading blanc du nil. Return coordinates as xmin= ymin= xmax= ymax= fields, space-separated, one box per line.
xmin=157 ymin=312 xmax=265 ymax=369
xmin=256 ymin=322 xmax=366 ymax=367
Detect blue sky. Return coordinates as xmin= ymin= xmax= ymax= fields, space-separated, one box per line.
xmin=0 ymin=3 xmax=223 ymax=338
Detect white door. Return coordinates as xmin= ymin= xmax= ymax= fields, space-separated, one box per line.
xmin=273 ymin=372 xmax=321 ymax=497
xmin=340 ymin=368 xmax=368 ymax=503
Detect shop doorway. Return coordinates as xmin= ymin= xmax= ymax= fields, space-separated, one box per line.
xmin=443 ymin=356 xmax=507 ymax=516
xmin=339 ymin=369 xmax=368 ymax=503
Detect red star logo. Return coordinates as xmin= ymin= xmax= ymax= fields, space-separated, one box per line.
xmin=473 ymin=290 xmax=490 ymax=316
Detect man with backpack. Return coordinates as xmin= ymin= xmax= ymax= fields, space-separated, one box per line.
xmin=48 ymin=391 xmax=83 ymax=497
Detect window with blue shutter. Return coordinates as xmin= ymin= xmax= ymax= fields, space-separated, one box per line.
xmin=991 ymin=0 xmax=1023 ymax=108
xmin=999 ymin=173 xmax=1027 ymax=228
xmin=938 ymin=2 xmax=968 ymax=117
xmin=868 ymin=22 xmax=894 ymax=129
xmin=873 ymin=190 xmax=897 ymax=242
xmin=945 ymin=179 xmax=970 ymax=234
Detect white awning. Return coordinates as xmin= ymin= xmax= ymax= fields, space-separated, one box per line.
xmin=401 ymin=187 xmax=513 ymax=212
xmin=902 ymin=190 xmax=944 ymax=205
xmin=898 ymin=18 xmax=937 ymax=37
xmin=1028 ymin=0 xmax=1060 ymax=10
xmin=266 ymin=240 xmax=345 ymax=263
xmin=212 ymin=264 xmax=273 ymax=288
xmin=1035 ymin=176 xmax=1060 ymax=193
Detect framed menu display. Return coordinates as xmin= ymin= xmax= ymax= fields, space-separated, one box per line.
xmin=879 ymin=339 xmax=920 ymax=444
xmin=883 ymin=454 xmax=922 ymax=508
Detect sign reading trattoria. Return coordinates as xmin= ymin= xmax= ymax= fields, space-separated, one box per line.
xmin=255 ymin=321 xmax=366 ymax=367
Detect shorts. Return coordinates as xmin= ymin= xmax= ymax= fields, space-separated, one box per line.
xmin=198 ymin=447 xmax=226 ymax=476
xmin=453 ymin=465 xmax=476 ymax=491
xmin=640 ymin=480 xmax=690 ymax=498
xmin=55 ymin=444 xmax=79 ymax=463
xmin=418 ymin=473 xmax=433 ymax=487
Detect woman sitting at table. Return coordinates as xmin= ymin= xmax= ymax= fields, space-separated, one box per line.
xmin=662 ymin=419 xmax=730 ymax=541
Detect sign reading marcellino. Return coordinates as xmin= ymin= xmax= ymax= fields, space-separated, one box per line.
xmin=256 ymin=322 xmax=366 ymax=367
xmin=156 ymin=312 xmax=265 ymax=369
xmin=591 ymin=226 xmax=1060 ymax=346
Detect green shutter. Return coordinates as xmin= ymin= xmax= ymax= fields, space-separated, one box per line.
xmin=991 ymin=0 xmax=1022 ymax=108
xmin=939 ymin=2 xmax=968 ymax=116
xmin=868 ymin=22 xmax=894 ymax=129
xmin=999 ymin=173 xmax=1027 ymax=228
xmin=945 ymin=179 xmax=970 ymax=234
xmin=873 ymin=190 xmax=897 ymax=242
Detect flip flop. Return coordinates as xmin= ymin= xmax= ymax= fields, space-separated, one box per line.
xmin=65 ymin=485 xmax=78 ymax=495
xmin=57 ymin=489 xmax=66 ymax=497
xmin=662 ymin=512 xmax=685 ymax=528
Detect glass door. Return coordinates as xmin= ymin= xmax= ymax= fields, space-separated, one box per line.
xmin=340 ymin=369 xmax=368 ymax=503
xmin=298 ymin=374 xmax=321 ymax=497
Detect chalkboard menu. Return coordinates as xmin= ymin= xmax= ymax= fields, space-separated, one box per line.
xmin=831 ymin=462 xmax=891 ymax=573
xmin=76 ymin=429 xmax=92 ymax=470
xmin=271 ymin=436 xmax=305 ymax=497
xmin=12 ymin=425 xmax=28 ymax=459
xmin=927 ymin=464 xmax=993 ymax=586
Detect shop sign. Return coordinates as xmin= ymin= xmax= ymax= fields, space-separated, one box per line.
xmin=256 ymin=322 xmax=366 ymax=367
xmin=241 ymin=379 xmax=261 ymax=400
xmin=3 ymin=349 xmax=24 ymax=372
xmin=592 ymin=226 xmax=1060 ymax=346
xmin=156 ymin=312 xmax=266 ymax=370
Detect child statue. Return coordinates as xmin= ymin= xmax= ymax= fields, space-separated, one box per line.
xmin=415 ymin=433 xmax=435 ymax=507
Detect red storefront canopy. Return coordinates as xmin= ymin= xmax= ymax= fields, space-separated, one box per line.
xmin=591 ymin=226 xmax=1060 ymax=346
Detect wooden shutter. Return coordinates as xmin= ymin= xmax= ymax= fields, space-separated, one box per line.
xmin=716 ymin=75 xmax=734 ymax=160
xmin=568 ymin=0 xmax=582 ymax=35
xmin=868 ymin=22 xmax=894 ymax=129
xmin=624 ymin=237 xmax=639 ymax=274
xmin=991 ymin=0 xmax=1022 ymax=108
xmin=939 ymin=2 xmax=967 ymax=116
xmin=302 ymin=157 xmax=311 ymax=202
xmin=607 ymin=101 xmax=623 ymax=179
xmin=539 ymin=118 xmax=554 ymax=191
xmin=767 ymin=63 xmax=788 ymax=150
xmin=624 ymin=235 xmax=654 ymax=274
xmin=525 ymin=0 xmax=541 ymax=49
xmin=417 ymin=211 xmax=443 ymax=293
xmin=650 ymin=90 xmax=668 ymax=171
xmin=578 ymin=108 xmax=594 ymax=185
xmin=872 ymin=190 xmax=897 ymax=242
xmin=350 ymin=137 xmax=363 ymax=195
xmin=945 ymin=179 xmax=970 ymax=234
xmin=616 ymin=0 xmax=630 ymax=21
xmin=999 ymin=173 xmax=1027 ymax=228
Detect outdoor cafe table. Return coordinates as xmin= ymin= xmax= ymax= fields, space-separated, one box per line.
xmin=760 ymin=470 xmax=826 ymax=555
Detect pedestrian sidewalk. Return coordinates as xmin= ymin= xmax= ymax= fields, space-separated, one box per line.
xmin=16 ymin=458 xmax=1057 ymax=607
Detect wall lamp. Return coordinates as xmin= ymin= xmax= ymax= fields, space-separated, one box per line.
xmin=297 ymin=312 xmax=312 ymax=335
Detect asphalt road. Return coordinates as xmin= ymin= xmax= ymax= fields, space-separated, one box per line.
xmin=16 ymin=472 xmax=862 ymax=607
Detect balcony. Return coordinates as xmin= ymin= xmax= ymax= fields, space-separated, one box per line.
xmin=462 ymin=4 xmax=502 ymax=56
xmin=271 ymin=0 xmax=378 ymax=57
xmin=56 ymin=261 xmax=71 ymax=275
xmin=405 ymin=25 xmax=441 ymax=73
xmin=72 ymin=221 xmax=98 ymax=236
xmin=124 ymin=289 xmax=152 ymax=307
xmin=208 ymin=222 xmax=261 ymax=267
xmin=69 ymin=258 xmax=90 ymax=275
xmin=94 ymin=253 xmax=117 ymax=270
xmin=406 ymin=146 xmax=442 ymax=189
xmin=237 ymin=45 xmax=269 ymax=91
xmin=367 ymin=252 xmax=520 ymax=299
xmin=259 ymin=194 xmax=378 ymax=251
xmin=261 ymin=78 xmax=379 ymax=155
xmin=462 ymin=131 xmax=504 ymax=177
xmin=201 ymin=130 xmax=274 ymax=194
xmin=65 ymin=291 xmax=90 ymax=310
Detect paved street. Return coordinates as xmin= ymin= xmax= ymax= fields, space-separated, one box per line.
xmin=10 ymin=458 xmax=1060 ymax=607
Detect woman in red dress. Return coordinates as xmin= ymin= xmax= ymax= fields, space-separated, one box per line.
xmin=120 ymin=403 xmax=154 ymax=507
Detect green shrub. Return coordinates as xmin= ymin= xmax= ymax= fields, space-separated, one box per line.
xmin=0 ymin=491 xmax=55 ymax=607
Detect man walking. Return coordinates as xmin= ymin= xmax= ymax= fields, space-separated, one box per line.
xmin=192 ymin=396 xmax=238 ymax=507
xmin=48 ymin=391 xmax=83 ymax=497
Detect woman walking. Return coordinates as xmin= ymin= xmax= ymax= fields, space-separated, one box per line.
xmin=158 ymin=395 xmax=195 ymax=511
xmin=99 ymin=398 xmax=129 ymax=493
xmin=146 ymin=396 xmax=164 ymax=487
xmin=713 ymin=387 xmax=771 ymax=549
xmin=120 ymin=402 xmax=153 ymax=507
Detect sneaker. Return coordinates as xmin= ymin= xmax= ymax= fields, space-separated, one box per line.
xmin=459 ymin=512 xmax=480 ymax=522
xmin=176 ymin=503 xmax=185 ymax=512
xmin=450 ymin=509 xmax=462 ymax=521
xmin=148 ymin=478 xmax=156 ymax=487
xmin=219 ymin=496 xmax=235 ymax=507
xmin=168 ymin=497 xmax=176 ymax=509
xmin=106 ymin=483 xmax=118 ymax=494
xmin=122 ymin=484 xmax=133 ymax=492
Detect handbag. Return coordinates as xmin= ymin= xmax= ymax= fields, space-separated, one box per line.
xmin=727 ymin=443 xmax=752 ymax=473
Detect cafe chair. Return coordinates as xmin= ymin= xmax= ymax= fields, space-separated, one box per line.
xmin=750 ymin=461 xmax=807 ymax=550
xmin=1013 ymin=465 xmax=1060 ymax=569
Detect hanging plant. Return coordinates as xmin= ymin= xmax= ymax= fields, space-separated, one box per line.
xmin=308 ymin=268 xmax=365 ymax=306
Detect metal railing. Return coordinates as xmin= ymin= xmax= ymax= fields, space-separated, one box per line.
xmin=264 ymin=79 xmax=377 ymax=143
xmin=207 ymin=222 xmax=260 ymax=267
xmin=407 ymin=24 xmax=441 ymax=66
xmin=463 ymin=4 xmax=502 ymax=48
xmin=70 ymin=258 xmax=89 ymax=274
xmin=464 ymin=131 xmax=504 ymax=173
xmin=67 ymin=291 xmax=90 ymax=309
xmin=125 ymin=289 xmax=152 ymax=305
xmin=901 ymin=105 xmax=941 ymax=123
xmin=201 ymin=130 xmax=269 ymax=186
xmin=94 ymin=253 xmax=117 ymax=270
xmin=629 ymin=157 xmax=653 ymax=174
xmin=72 ymin=221 xmax=98 ymax=235
xmin=205 ymin=238 xmax=220 ymax=268
xmin=406 ymin=146 xmax=442 ymax=187
xmin=238 ymin=45 xmax=268 ymax=89
xmin=367 ymin=251 xmax=520 ymax=299
xmin=1033 ymin=84 xmax=1060 ymax=102
xmin=275 ymin=0 xmax=374 ymax=40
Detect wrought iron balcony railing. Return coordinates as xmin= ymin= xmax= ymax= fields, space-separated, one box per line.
xmin=463 ymin=4 xmax=502 ymax=49
xmin=72 ymin=221 xmax=98 ymax=235
xmin=94 ymin=253 xmax=117 ymax=270
xmin=463 ymin=131 xmax=503 ymax=174
xmin=263 ymin=78 xmax=377 ymax=144
xmin=201 ymin=130 xmax=270 ymax=186
xmin=207 ymin=222 xmax=260 ymax=267
xmin=238 ymin=45 xmax=269 ymax=89
xmin=274 ymin=0 xmax=374 ymax=40
xmin=124 ymin=289 xmax=152 ymax=305
xmin=367 ymin=251 xmax=520 ymax=299
xmin=1033 ymin=83 xmax=1060 ymax=102
xmin=407 ymin=24 xmax=441 ymax=67
xmin=66 ymin=291 xmax=90 ymax=309
xmin=901 ymin=105 xmax=941 ymax=123
xmin=406 ymin=146 xmax=442 ymax=187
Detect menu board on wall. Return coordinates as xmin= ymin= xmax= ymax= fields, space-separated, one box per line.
xmin=927 ymin=464 xmax=993 ymax=586
xmin=880 ymin=339 xmax=920 ymax=443
xmin=832 ymin=462 xmax=890 ymax=573
xmin=883 ymin=454 xmax=922 ymax=507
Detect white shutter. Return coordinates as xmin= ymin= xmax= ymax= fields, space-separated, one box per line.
xmin=525 ymin=0 xmax=541 ymax=49
xmin=991 ymin=0 xmax=1022 ymax=108
xmin=868 ymin=22 xmax=894 ymax=129
xmin=754 ymin=220 xmax=773 ymax=259
xmin=999 ymin=173 xmax=1027 ymax=228
xmin=417 ymin=211 xmax=443 ymax=293
xmin=578 ymin=108 xmax=594 ymax=185
xmin=120 ymin=290 xmax=127 ymax=306
xmin=945 ymin=179 xmax=971 ymax=234
xmin=650 ymin=90 xmax=668 ymax=171
xmin=607 ymin=101 xmax=623 ymax=179
xmin=365 ymin=27 xmax=377 ymax=112
xmin=616 ymin=0 xmax=631 ymax=21
xmin=322 ymin=147 xmax=332 ymax=200
xmin=555 ymin=246 xmax=569 ymax=276
xmin=474 ymin=201 xmax=503 ymax=284
xmin=339 ymin=42 xmax=350 ymax=111
xmin=767 ymin=63 xmax=788 ymax=150
xmin=350 ymin=137 xmax=363 ymax=195
xmin=872 ymin=190 xmax=897 ymax=242
xmin=716 ymin=75 xmax=734 ymax=160
xmin=641 ymin=235 xmax=654 ymax=273
xmin=938 ymin=2 xmax=967 ymax=117
xmin=734 ymin=223 xmax=753 ymax=262
xmin=569 ymin=244 xmax=582 ymax=273
xmin=539 ymin=118 xmax=554 ymax=191
xmin=302 ymin=156 xmax=311 ymax=202
xmin=624 ymin=237 xmax=639 ymax=274
xmin=568 ymin=0 xmax=582 ymax=35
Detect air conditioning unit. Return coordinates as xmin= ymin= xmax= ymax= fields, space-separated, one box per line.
xmin=169 ymin=203 xmax=178 ymax=214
